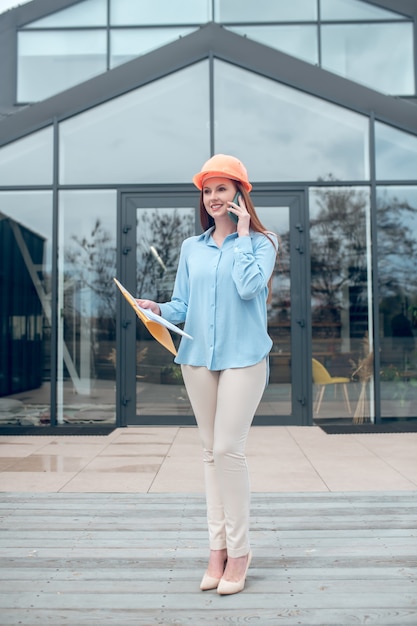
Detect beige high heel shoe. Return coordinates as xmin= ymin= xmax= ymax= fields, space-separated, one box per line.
xmin=217 ymin=551 xmax=252 ymax=595
xmin=200 ymin=572 xmax=222 ymax=591
xmin=200 ymin=555 xmax=227 ymax=591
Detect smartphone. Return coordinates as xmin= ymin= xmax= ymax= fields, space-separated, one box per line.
xmin=227 ymin=191 xmax=241 ymax=224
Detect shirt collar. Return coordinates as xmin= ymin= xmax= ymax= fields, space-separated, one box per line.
xmin=197 ymin=227 xmax=215 ymax=243
xmin=198 ymin=227 xmax=249 ymax=245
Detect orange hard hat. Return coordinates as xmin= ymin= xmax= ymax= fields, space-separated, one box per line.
xmin=192 ymin=154 xmax=252 ymax=192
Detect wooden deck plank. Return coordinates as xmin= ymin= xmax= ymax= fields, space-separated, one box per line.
xmin=0 ymin=576 xmax=416 ymax=597
xmin=0 ymin=492 xmax=416 ymax=625
xmin=1 ymin=527 xmax=415 ymax=537
xmin=1 ymin=529 xmax=409 ymax=539
xmin=1 ymin=609 xmax=417 ymax=626
xmin=0 ymin=590 xmax=416 ymax=611
xmin=0 ymin=565 xmax=415 ymax=583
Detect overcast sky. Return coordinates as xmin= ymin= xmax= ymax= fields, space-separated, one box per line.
xmin=0 ymin=0 xmax=31 ymax=14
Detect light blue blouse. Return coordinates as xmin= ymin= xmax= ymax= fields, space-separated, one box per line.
xmin=159 ymin=227 xmax=278 ymax=371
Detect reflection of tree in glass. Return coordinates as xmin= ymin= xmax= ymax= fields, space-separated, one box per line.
xmin=377 ymin=191 xmax=417 ymax=375
xmin=63 ymin=219 xmax=117 ymax=381
xmin=65 ymin=218 xmax=117 ymax=319
xmin=136 ymin=208 xmax=194 ymax=301
xmin=310 ymin=185 xmax=368 ymax=328
xmin=377 ymin=191 xmax=417 ymax=302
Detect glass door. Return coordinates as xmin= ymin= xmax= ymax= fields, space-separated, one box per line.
xmin=117 ymin=189 xmax=310 ymax=426
xmin=309 ymin=186 xmax=374 ymax=425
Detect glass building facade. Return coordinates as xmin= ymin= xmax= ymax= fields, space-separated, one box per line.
xmin=0 ymin=0 xmax=416 ymax=432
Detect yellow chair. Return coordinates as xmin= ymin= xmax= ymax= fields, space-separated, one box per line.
xmin=312 ymin=358 xmax=352 ymax=415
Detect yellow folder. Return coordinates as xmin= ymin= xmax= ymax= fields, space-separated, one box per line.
xmin=114 ymin=278 xmax=177 ymax=356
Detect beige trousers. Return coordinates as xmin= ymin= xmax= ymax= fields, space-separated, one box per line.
xmin=181 ymin=360 xmax=267 ymax=558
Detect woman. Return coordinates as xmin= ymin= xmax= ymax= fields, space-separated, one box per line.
xmin=137 ymin=154 xmax=278 ymax=595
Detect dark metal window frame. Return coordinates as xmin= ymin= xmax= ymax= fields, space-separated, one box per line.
xmin=12 ymin=0 xmax=417 ymax=105
xmin=2 ymin=21 xmax=416 ymax=149
xmin=0 ymin=16 xmax=416 ymax=428
xmin=117 ymin=186 xmax=311 ymax=428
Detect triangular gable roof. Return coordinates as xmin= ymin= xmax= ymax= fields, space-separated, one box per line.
xmin=0 ymin=21 xmax=416 ymax=147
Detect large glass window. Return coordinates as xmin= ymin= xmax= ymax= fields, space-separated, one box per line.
xmin=321 ymin=0 xmax=405 ymax=21
xmin=57 ymin=191 xmax=117 ymax=426
xmin=215 ymin=0 xmax=317 ymax=22
xmin=321 ymin=23 xmax=414 ymax=95
xmin=377 ymin=186 xmax=417 ymax=419
xmin=18 ymin=30 xmax=107 ymax=102
xmin=110 ymin=27 xmax=196 ymax=68
xmin=228 ymin=25 xmax=318 ymax=65
xmin=0 ymin=192 xmax=52 ymax=428
xmin=135 ymin=206 xmax=195 ymax=419
xmin=110 ymin=0 xmax=211 ymax=25
xmin=59 ymin=61 xmax=210 ymax=185
xmin=375 ymin=123 xmax=417 ymax=181
xmin=23 ymin=0 xmax=107 ymax=27
xmin=16 ymin=0 xmax=416 ymax=105
xmin=214 ymin=61 xmax=369 ymax=182
xmin=0 ymin=127 xmax=53 ymax=186
xmin=309 ymin=186 xmax=374 ymax=424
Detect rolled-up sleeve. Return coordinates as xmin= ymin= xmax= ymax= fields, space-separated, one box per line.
xmin=232 ymin=234 xmax=277 ymax=300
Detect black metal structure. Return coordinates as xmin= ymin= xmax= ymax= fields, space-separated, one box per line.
xmin=0 ymin=0 xmax=416 ymax=431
